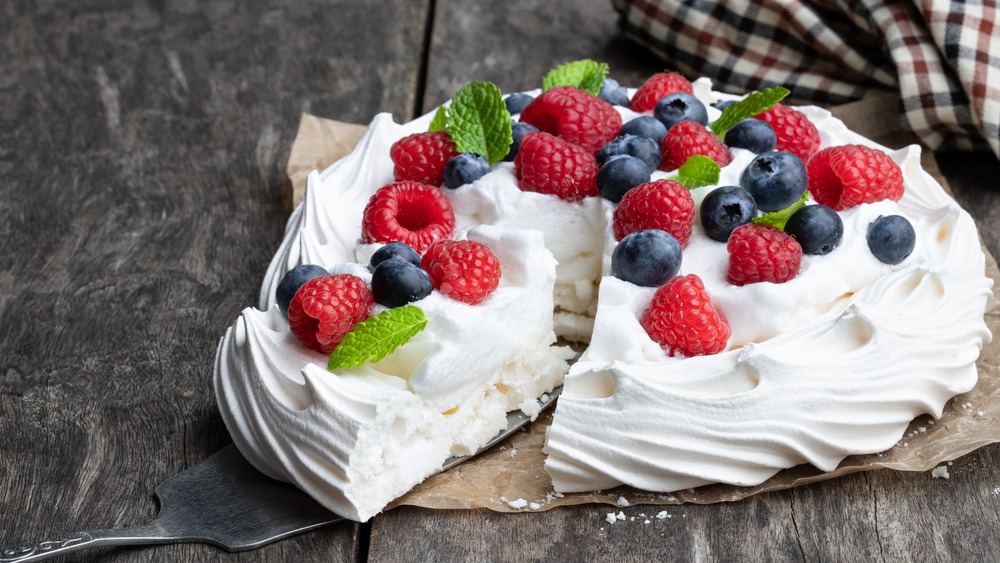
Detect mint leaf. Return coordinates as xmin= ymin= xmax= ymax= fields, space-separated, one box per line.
xmin=709 ymin=86 xmax=789 ymax=137
xmin=447 ymin=81 xmax=512 ymax=164
xmin=668 ymin=155 xmax=721 ymax=189
xmin=542 ymin=59 xmax=609 ymax=96
xmin=753 ymin=191 xmax=809 ymax=230
xmin=428 ymin=106 xmax=448 ymax=132
xmin=328 ymin=306 xmax=429 ymax=370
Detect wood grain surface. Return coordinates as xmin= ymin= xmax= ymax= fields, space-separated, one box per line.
xmin=2 ymin=1 xmax=999 ymax=562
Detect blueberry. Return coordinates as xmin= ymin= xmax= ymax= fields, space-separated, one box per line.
xmin=504 ymin=93 xmax=534 ymax=115
xmin=371 ymin=259 xmax=434 ymax=308
xmin=444 ymin=152 xmax=491 ymax=189
xmin=369 ymin=241 xmax=421 ymax=272
xmin=866 ymin=215 xmax=916 ymax=264
xmin=653 ymin=92 xmax=708 ymax=131
xmin=713 ymin=99 xmax=737 ymax=111
xmin=700 ymin=186 xmax=758 ymax=242
xmin=611 ymin=229 xmax=683 ymax=287
xmin=597 ymin=155 xmax=651 ymax=203
xmin=739 ymin=151 xmax=808 ymax=212
xmin=619 ymin=116 xmax=668 ymax=147
xmin=503 ymin=121 xmax=540 ymax=162
xmin=596 ymin=134 xmax=660 ymax=174
xmin=784 ymin=205 xmax=843 ymax=255
xmin=599 ymin=77 xmax=630 ymax=107
xmin=276 ymin=264 xmax=328 ymax=314
xmin=724 ymin=119 xmax=777 ymax=154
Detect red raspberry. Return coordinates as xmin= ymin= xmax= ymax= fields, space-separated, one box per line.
xmin=361 ymin=181 xmax=455 ymax=253
xmin=754 ymin=104 xmax=821 ymax=162
xmin=287 ymin=274 xmax=374 ymax=354
xmin=659 ymin=121 xmax=731 ymax=172
xmin=640 ymin=274 xmax=731 ymax=357
xmin=514 ymin=131 xmax=599 ymax=201
xmin=519 ymin=86 xmax=622 ymax=153
xmin=612 ymin=179 xmax=695 ymax=246
xmin=726 ymin=223 xmax=802 ymax=286
xmin=629 ymin=72 xmax=694 ymax=113
xmin=390 ymin=130 xmax=459 ymax=186
xmin=421 ymin=239 xmax=501 ymax=305
xmin=806 ymin=144 xmax=905 ymax=211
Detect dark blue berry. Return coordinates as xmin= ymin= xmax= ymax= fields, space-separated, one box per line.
xmin=596 ymin=134 xmax=660 ymax=174
xmin=866 ymin=215 xmax=915 ymax=264
xmin=276 ymin=264 xmax=328 ymax=314
xmin=504 ymin=93 xmax=534 ymax=115
xmin=724 ymin=119 xmax=777 ymax=154
xmin=444 ymin=152 xmax=491 ymax=189
xmin=784 ymin=205 xmax=843 ymax=255
xmin=503 ymin=121 xmax=540 ymax=162
xmin=611 ymin=229 xmax=683 ymax=287
xmin=599 ymin=77 xmax=630 ymax=106
xmin=369 ymin=241 xmax=421 ymax=272
xmin=700 ymin=186 xmax=758 ymax=242
xmin=713 ymin=99 xmax=737 ymax=111
xmin=371 ymin=259 xmax=434 ymax=308
xmin=619 ymin=116 xmax=668 ymax=147
xmin=739 ymin=151 xmax=808 ymax=212
xmin=653 ymin=92 xmax=708 ymax=131
xmin=597 ymin=155 xmax=651 ymax=203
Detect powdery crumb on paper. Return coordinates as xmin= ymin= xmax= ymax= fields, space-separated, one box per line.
xmin=932 ymin=465 xmax=951 ymax=479
xmin=529 ymin=502 xmax=541 ymax=510
xmin=504 ymin=497 xmax=528 ymax=509
xmin=616 ymin=496 xmax=630 ymax=507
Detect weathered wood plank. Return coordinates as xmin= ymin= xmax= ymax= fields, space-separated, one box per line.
xmin=0 ymin=0 xmax=429 ymax=560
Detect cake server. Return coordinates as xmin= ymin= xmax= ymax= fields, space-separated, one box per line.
xmin=1 ymin=387 xmax=561 ymax=562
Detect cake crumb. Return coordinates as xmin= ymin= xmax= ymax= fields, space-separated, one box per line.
xmin=991 ymin=486 xmax=1000 ymax=495
xmin=932 ymin=465 xmax=950 ymax=479
xmin=605 ymin=512 xmax=617 ymax=524
xmin=505 ymin=497 xmax=529 ymax=509
xmin=617 ymin=511 xmax=625 ymax=521
xmin=616 ymin=496 xmax=630 ymax=507
xmin=656 ymin=510 xmax=670 ymax=519
xmin=509 ymin=449 xmax=517 ymax=458
xmin=529 ymin=502 xmax=541 ymax=510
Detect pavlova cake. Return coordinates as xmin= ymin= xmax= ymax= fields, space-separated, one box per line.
xmin=214 ymin=60 xmax=993 ymax=521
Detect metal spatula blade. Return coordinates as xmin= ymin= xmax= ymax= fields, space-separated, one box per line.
xmin=0 ymin=387 xmax=560 ymax=562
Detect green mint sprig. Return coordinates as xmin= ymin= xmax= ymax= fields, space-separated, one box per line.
xmin=328 ymin=306 xmax=429 ymax=370
xmin=429 ymin=81 xmax=512 ymax=165
xmin=709 ymin=86 xmax=789 ymax=138
xmin=667 ymin=155 xmax=721 ymax=189
xmin=542 ymin=59 xmax=609 ymax=96
xmin=752 ymin=191 xmax=809 ymax=230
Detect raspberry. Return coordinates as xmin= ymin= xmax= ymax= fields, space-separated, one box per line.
xmin=390 ymin=130 xmax=459 ymax=186
xmin=514 ymin=131 xmax=599 ymax=201
xmin=754 ymin=103 xmax=821 ymax=162
xmin=519 ymin=86 xmax=622 ymax=153
xmin=287 ymin=274 xmax=374 ymax=354
xmin=726 ymin=223 xmax=802 ymax=286
xmin=640 ymin=274 xmax=731 ymax=357
xmin=659 ymin=120 xmax=731 ymax=172
xmin=613 ymin=179 xmax=695 ymax=246
xmin=421 ymin=239 xmax=501 ymax=305
xmin=806 ymin=144 xmax=905 ymax=211
xmin=361 ymin=181 xmax=455 ymax=252
xmin=630 ymin=72 xmax=694 ymax=113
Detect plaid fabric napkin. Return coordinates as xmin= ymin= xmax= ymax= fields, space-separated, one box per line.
xmin=612 ymin=0 xmax=999 ymax=158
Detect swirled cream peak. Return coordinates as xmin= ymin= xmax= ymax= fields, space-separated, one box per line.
xmin=544 ymin=104 xmax=993 ymax=493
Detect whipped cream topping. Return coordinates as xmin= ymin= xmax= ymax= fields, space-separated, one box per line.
xmin=544 ymin=97 xmax=994 ymax=493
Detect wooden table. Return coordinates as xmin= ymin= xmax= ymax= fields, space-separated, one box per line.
xmin=3 ymin=1 xmax=999 ymax=561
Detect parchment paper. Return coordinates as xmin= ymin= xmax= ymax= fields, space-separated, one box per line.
xmin=284 ymin=95 xmax=1000 ymax=513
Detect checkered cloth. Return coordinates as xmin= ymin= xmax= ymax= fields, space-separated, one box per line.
xmin=612 ymin=0 xmax=1000 ymax=158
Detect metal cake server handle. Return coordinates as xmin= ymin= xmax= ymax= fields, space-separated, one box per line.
xmin=1 ymin=387 xmax=560 ymax=562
